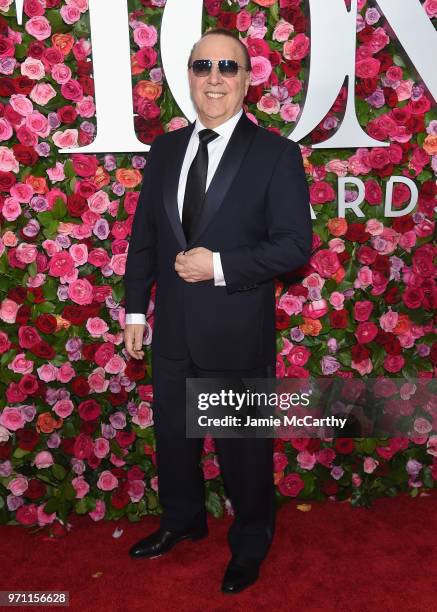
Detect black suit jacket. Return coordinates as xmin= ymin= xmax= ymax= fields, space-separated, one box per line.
xmin=124 ymin=112 xmax=312 ymax=370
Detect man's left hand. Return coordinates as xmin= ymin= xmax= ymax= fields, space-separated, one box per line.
xmin=174 ymin=247 xmax=214 ymax=282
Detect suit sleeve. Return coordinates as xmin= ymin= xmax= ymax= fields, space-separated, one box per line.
xmin=220 ymin=140 xmax=312 ymax=294
xmin=123 ymin=141 xmax=158 ymax=314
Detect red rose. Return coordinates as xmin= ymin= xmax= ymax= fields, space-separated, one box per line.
xmin=115 ymin=431 xmax=136 ymax=448
xmin=329 ymin=309 xmax=348 ymax=329
xmin=383 ymin=354 xmax=405 ymax=373
xmin=78 ymin=399 xmax=101 ymax=421
xmin=0 ymin=171 xmax=16 ymax=192
xmin=27 ymin=40 xmax=45 ymax=59
xmin=73 ymin=433 xmax=94 ymax=459
xmin=322 ymin=480 xmax=339 ymax=496
xmin=369 ymin=147 xmax=390 ymax=169
xmin=35 ymin=314 xmax=57 ymax=334
xmin=24 ymin=0 xmax=46 ymax=17
xmin=384 ymin=286 xmax=401 ymax=305
xmin=30 ymin=341 xmax=55 ymax=359
xmin=351 ymin=344 xmax=370 ymax=363
xmin=384 ymin=336 xmax=401 ymax=355
xmin=355 ymin=321 xmax=378 ymax=344
xmin=14 ymin=76 xmax=34 ymax=95
xmin=245 ymin=85 xmax=263 ymax=103
xmin=217 ymin=11 xmax=237 ymax=29
xmin=310 ymin=249 xmax=340 ymax=277
xmin=63 ymin=305 xmax=88 ymax=325
xmin=125 ymin=358 xmax=147 ymax=381
xmin=412 ymin=244 xmax=436 ymax=278
xmin=204 ymin=0 xmax=221 ymax=16
xmin=364 ymin=179 xmax=382 ymax=205
xmin=111 ymin=487 xmax=130 ymax=509
xmin=0 ymin=77 xmax=15 ymax=97
xmin=78 ymin=76 xmax=94 ymax=96
xmin=12 ymin=144 xmax=38 ymax=166
xmin=72 ymin=154 xmax=99 ymax=178
xmin=246 ymin=37 xmax=271 ymax=58
xmin=24 ymin=478 xmax=46 ymax=499
xmin=0 ymin=442 xmax=12 ymax=459
xmin=345 ymin=223 xmax=370 ymax=243
xmin=16 ymin=504 xmax=38 ymax=526
xmin=402 ymin=286 xmax=424 ymax=309
xmin=334 ymin=438 xmax=355 ymax=454
xmin=134 ymin=117 xmax=164 ymax=145
xmin=278 ymin=473 xmax=304 ymax=497
xmin=57 ymin=105 xmax=77 ymax=124
xmin=127 ymin=466 xmax=145 ymax=481
xmin=16 ymin=428 xmax=39 ymax=451
xmin=353 ymin=300 xmax=373 ymax=322
xmin=108 ymin=388 xmax=129 ymax=407
xmin=134 ymin=47 xmax=158 ymax=70
xmin=71 ymin=377 xmax=90 ymax=397
xmin=309 ymin=181 xmax=336 ymax=204
xmin=275 ymin=308 xmax=290 ymax=330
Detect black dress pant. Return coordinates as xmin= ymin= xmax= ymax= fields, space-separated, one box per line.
xmin=151 ymin=351 xmax=276 ymax=561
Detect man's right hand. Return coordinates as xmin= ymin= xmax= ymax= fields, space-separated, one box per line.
xmin=124 ymin=323 xmax=146 ymax=360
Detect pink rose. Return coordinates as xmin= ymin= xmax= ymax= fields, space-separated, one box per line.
xmin=2 ymin=197 xmax=22 ymax=221
xmin=278 ymin=293 xmax=304 ymax=315
xmin=10 ymin=94 xmax=34 ymax=116
xmin=52 ymin=129 xmax=79 ymax=148
xmin=166 ymin=117 xmax=188 ymax=131
xmin=51 ymin=63 xmax=72 ymax=84
xmin=68 ymin=278 xmax=93 ymax=305
xmin=250 ymin=56 xmax=272 ymax=86
xmin=310 ymin=181 xmax=336 ymax=204
xmin=104 ymin=355 xmax=125 ymax=375
xmin=283 ymin=33 xmax=309 ymax=60
xmin=89 ymin=499 xmax=106 ymax=521
xmin=88 ymin=369 xmax=109 ymax=393
xmin=16 ymin=504 xmax=38 ymax=526
xmin=60 ymin=5 xmax=81 ymax=24
xmin=57 ymin=363 xmax=75 ymax=383
xmin=236 ymin=9 xmax=251 ymax=32
xmin=111 ymin=253 xmax=127 ymax=276
xmin=329 ymin=291 xmax=345 ymax=310
xmin=47 ymin=161 xmax=65 ymax=182
xmin=87 ymin=190 xmax=109 ymax=213
xmin=0 ymin=147 xmax=19 ymax=172
xmin=132 ymin=402 xmax=153 ymax=428
xmin=128 ymin=480 xmax=145 ymax=503
xmin=61 ymin=79 xmax=83 ymax=102
xmin=0 ymin=118 xmax=13 ymax=141
xmin=37 ymin=363 xmax=58 ymax=382
xmin=0 ymin=406 xmax=26 ymax=431
xmin=363 ymin=457 xmax=379 ymax=474
xmin=273 ymin=19 xmax=294 ymax=42
xmin=76 ymin=96 xmax=96 ymax=118
xmin=25 ymin=16 xmax=51 ymax=40
xmin=30 ymin=82 xmax=56 ymax=105
xmin=94 ymin=437 xmax=110 ymax=458
xmin=133 ymin=24 xmax=158 ymax=48
xmin=33 ymin=450 xmax=54 ymax=469
xmin=288 ymin=345 xmax=311 ymax=366
xmin=257 ymin=94 xmax=280 ymax=115
xmin=97 ymin=470 xmax=118 ymax=491
xmin=72 ymin=476 xmax=90 ymax=499
xmin=273 ymin=451 xmax=288 ymax=472
xmin=8 ymin=476 xmax=28 ymax=496
xmin=86 ymin=317 xmax=109 ymax=338
xmin=0 ymin=298 xmax=19 ymax=323
xmin=53 ymin=399 xmax=74 ymax=418
xmin=297 ymin=450 xmax=316 ymax=470
xmin=280 ymin=102 xmax=300 ymax=123
xmin=302 ymin=299 xmax=328 ymax=319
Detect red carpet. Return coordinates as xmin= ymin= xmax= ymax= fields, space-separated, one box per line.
xmin=1 ymin=490 xmax=437 ymax=612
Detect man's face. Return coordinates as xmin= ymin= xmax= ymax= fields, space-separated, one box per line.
xmin=188 ymin=34 xmax=251 ymax=128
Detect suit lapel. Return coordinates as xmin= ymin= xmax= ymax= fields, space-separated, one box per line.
xmin=163 ymin=113 xmax=258 ymax=250
xmin=163 ymin=122 xmax=195 ymax=249
xmin=189 ymin=112 xmax=257 ymax=247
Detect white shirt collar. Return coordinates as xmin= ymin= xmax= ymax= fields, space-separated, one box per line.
xmin=194 ymin=109 xmax=243 ymax=141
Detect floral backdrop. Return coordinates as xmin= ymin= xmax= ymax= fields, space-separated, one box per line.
xmin=0 ymin=0 xmax=436 ymax=529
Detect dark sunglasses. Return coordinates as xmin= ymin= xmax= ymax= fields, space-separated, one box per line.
xmin=189 ymin=59 xmax=248 ymax=77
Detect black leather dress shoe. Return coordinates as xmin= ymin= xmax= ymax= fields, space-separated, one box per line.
xmin=221 ymin=556 xmax=261 ymax=594
xmin=129 ymin=525 xmax=208 ymax=559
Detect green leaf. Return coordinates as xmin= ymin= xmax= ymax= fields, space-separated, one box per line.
xmin=12 ymin=448 xmax=30 ymax=459
xmin=51 ymin=464 xmax=67 ymax=481
xmin=205 ymin=491 xmax=224 ymax=518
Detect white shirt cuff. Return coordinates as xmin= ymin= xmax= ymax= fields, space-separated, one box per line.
xmin=213 ymin=252 xmax=226 ymax=286
xmin=125 ymin=313 xmax=146 ymax=324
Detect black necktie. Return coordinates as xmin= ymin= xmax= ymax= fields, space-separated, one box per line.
xmin=182 ymin=128 xmax=219 ymax=243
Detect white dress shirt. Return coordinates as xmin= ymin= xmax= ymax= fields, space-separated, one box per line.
xmin=126 ymin=109 xmax=243 ymax=325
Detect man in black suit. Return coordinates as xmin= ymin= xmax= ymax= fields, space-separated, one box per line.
xmin=124 ymin=28 xmax=312 ymax=593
